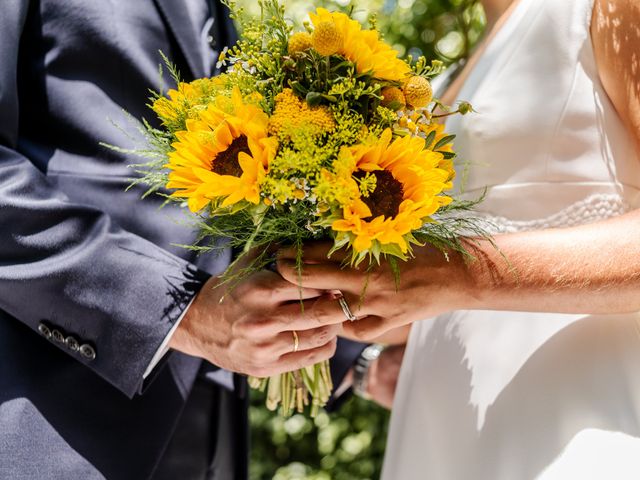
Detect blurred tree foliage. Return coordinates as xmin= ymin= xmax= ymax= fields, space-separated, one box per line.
xmin=249 ymin=393 xmax=390 ymax=480
xmin=232 ymin=1 xmax=486 ymax=478
xmin=233 ymin=0 xmax=486 ymax=64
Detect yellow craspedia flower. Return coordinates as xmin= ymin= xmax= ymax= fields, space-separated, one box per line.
xmin=380 ymin=86 xmax=406 ymax=109
xmin=403 ymin=76 xmax=433 ymax=109
xmin=165 ymin=88 xmax=278 ymax=212
xmin=309 ymin=8 xmax=411 ymax=82
xmin=331 ymin=129 xmax=453 ymax=254
xmin=311 ymin=20 xmax=343 ymax=56
xmin=269 ymin=89 xmax=335 ymax=140
xmin=288 ymin=31 xmax=313 ymax=56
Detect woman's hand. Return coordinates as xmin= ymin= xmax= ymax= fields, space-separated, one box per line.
xmin=279 ymin=206 xmax=640 ymax=343
xmin=276 ymin=242 xmax=474 ymax=342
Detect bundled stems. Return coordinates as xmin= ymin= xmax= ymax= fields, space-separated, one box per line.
xmin=250 ymin=360 xmax=333 ymax=417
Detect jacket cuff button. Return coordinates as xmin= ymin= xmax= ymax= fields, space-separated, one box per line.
xmin=38 ymin=323 xmax=52 ymax=339
xmin=79 ymin=344 xmax=96 ymax=361
xmin=65 ymin=336 xmax=80 ymax=352
xmin=51 ymin=329 xmax=65 ymax=343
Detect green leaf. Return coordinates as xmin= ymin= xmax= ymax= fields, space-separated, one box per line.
xmin=433 ymin=134 xmax=456 ymax=150
xmin=321 ymin=94 xmax=338 ymax=103
xmin=289 ymin=81 xmax=308 ymax=97
xmin=331 ymin=60 xmax=353 ymax=70
xmin=378 ymin=242 xmax=408 ymax=261
xmin=424 ymin=130 xmax=437 ymax=149
xmin=388 ymin=256 xmax=401 ymax=291
xmin=306 ymin=91 xmax=323 ymax=106
xmin=371 ymin=241 xmax=381 ymax=264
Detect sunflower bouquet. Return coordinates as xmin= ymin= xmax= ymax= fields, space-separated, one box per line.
xmin=134 ymin=0 xmax=479 ymax=417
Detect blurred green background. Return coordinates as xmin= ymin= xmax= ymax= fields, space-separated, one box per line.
xmin=234 ymin=0 xmax=485 ymax=63
xmin=232 ymin=1 xmax=486 ymax=478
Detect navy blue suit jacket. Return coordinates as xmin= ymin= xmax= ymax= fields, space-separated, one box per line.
xmin=0 ymin=1 xmax=365 ymax=478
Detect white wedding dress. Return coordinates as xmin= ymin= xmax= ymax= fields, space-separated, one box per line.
xmin=382 ymin=0 xmax=640 ymax=479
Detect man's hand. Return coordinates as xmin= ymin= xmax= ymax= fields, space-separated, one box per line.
xmin=169 ymin=270 xmax=348 ymax=378
xmin=367 ymin=344 xmax=405 ymax=409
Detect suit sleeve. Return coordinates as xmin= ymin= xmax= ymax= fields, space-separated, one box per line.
xmin=0 ymin=0 xmax=208 ymax=398
xmin=326 ymin=338 xmax=368 ymax=410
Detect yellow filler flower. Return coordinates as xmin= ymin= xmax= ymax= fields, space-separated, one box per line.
xmin=308 ymin=8 xmax=411 ymax=82
xmin=268 ymin=88 xmax=335 ymax=140
xmin=165 ymin=88 xmax=278 ymax=212
xmin=332 ymin=129 xmax=453 ymax=254
xmin=152 ymin=77 xmax=224 ymax=124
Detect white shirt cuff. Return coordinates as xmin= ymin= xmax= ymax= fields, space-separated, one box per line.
xmin=143 ymin=297 xmax=195 ymax=379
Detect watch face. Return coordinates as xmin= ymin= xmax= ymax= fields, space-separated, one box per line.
xmin=362 ymin=345 xmax=383 ymax=361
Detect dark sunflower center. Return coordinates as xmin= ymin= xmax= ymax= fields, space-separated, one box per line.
xmin=354 ymin=170 xmax=404 ymax=220
xmin=211 ymin=135 xmax=250 ymax=177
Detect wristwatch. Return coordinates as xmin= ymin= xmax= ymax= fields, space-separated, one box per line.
xmin=352 ymin=344 xmax=385 ymax=399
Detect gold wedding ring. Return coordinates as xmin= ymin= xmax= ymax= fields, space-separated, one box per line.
xmin=338 ymin=295 xmax=358 ymax=322
xmin=292 ymin=330 xmax=299 ymax=353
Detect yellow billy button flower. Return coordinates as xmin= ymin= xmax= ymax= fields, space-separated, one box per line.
xmin=331 ymin=129 xmax=453 ymax=255
xmin=311 ymin=20 xmax=343 ymax=56
xmin=288 ymin=31 xmax=313 ymax=56
xmin=403 ymin=76 xmax=433 ymax=109
xmin=380 ymin=86 xmax=406 ymax=110
xmin=309 ymin=8 xmax=411 ymax=82
xmin=165 ymin=88 xmax=278 ymax=212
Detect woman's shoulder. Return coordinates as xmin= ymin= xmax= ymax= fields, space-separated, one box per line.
xmin=591 ymin=0 xmax=640 ymax=147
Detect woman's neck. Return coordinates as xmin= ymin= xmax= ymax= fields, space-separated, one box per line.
xmin=481 ymin=0 xmax=515 ymax=27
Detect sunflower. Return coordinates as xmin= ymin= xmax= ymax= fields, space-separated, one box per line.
xmin=165 ymin=88 xmax=278 ymax=212
xmin=329 ymin=129 xmax=453 ymax=256
xmin=308 ymin=8 xmax=411 ymax=82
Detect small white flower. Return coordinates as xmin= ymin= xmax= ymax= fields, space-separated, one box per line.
xmin=215 ymin=47 xmax=229 ymax=70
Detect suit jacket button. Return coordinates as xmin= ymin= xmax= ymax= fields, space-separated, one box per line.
xmin=38 ymin=323 xmax=52 ymax=339
xmin=65 ymin=336 xmax=80 ymax=352
xmin=51 ymin=329 xmax=65 ymax=343
xmin=79 ymin=344 xmax=96 ymax=361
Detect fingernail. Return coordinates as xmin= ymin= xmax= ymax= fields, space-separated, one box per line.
xmin=326 ymin=290 xmax=343 ymax=300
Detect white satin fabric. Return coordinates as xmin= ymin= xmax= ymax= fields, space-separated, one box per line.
xmin=382 ymin=0 xmax=640 ymax=479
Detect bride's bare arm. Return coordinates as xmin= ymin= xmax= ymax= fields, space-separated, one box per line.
xmin=457 ymin=211 xmax=640 ymax=315
xmin=278 ymin=209 xmax=640 ymax=342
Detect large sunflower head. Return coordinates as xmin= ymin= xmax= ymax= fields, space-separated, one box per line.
xmin=328 ymin=129 xmax=453 ymax=258
xmin=165 ymin=88 xmax=278 ymax=212
xmin=308 ymin=8 xmax=411 ymax=82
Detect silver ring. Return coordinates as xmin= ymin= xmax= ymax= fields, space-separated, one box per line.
xmin=338 ymin=296 xmax=358 ymax=322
